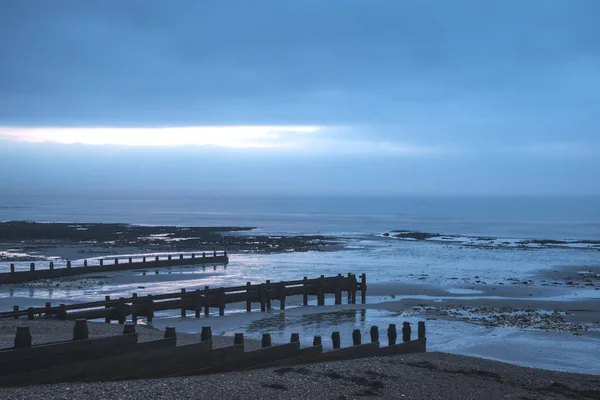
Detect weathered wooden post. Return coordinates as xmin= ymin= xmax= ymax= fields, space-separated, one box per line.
xmin=100 ymin=259 xmax=104 ymax=266
xmin=142 ymin=256 xmax=146 ymax=263
xmin=129 ymin=257 xmax=132 ymax=264
xmin=117 ymin=297 xmax=127 ymax=324
xmin=44 ymin=302 xmax=52 ymax=317
xmin=370 ymin=326 xmax=379 ymax=343
xmin=164 ymin=326 xmax=176 ymax=338
xmin=261 ymin=333 xmax=272 ymax=348
xmin=246 ymin=282 xmax=252 ymax=312
xmin=123 ymin=322 xmax=136 ymax=334
xmin=10 ymin=263 xmax=15 ymax=273
xmin=234 ymin=333 xmax=244 ymax=345
xmin=194 ymin=289 xmax=201 ymax=318
xmin=202 ymin=252 xmax=206 ymax=258
xmin=313 ymin=336 xmax=322 ymax=346
xmin=317 ymin=275 xmax=325 ymax=306
xmin=13 ymin=305 xmax=19 ymax=319
xmin=29 ymin=263 xmax=35 ymax=272
xmin=131 ymin=293 xmax=138 ymax=324
xmin=179 ymin=254 xmax=183 ymax=260
xmin=347 ymin=273 xmax=352 ymax=303
xmin=331 ymin=331 xmax=341 ymax=349
xmin=49 ymin=261 xmax=54 ymax=270
xmin=58 ymin=304 xmax=67 ymax=320
xmin=201 ymin=326 xmax=213 ymax=342
xmin=402 ymin=322 xmax=411 ymax=343
xmin=83 ymin=260 xmax=88 ymax=267
xmin=213 ymin=250 xmax=217 ymax=257
xmin=203 ymin=285 xmax=210 ymax=316
xmin=334 ymin=274 xmax=342 ymax=305
xmin=259 ymin=283 xmax=267 ymax=312
xmin=266 ymin=280 xmax=272 ymax=311
xmin=14 ymin=326 xmax=32 ymax=348
xmin=145 ymin=295 xmax=154 ymax=323
xmin=352 ymin=329 xmax=361 ymax=346
xmin=360 ymin=273 xmax=367 ymax=304
xmin=218 ymin=287 xmax=226 ymax=316
xmin=155 ymin=255 xmax=159 ymax=262
xmin=66 ymin=260 xmax=72 ymax=269
xmin=351 ymin=274 xmax=357 ymax=304
xmin=191 ymin=253 xmax=195 ymax=259
xmin=104 ymin=295 xmax=111 ymax=323
xmin=27 ymin=307 xmax=34 ymax=320
xmin=303 ymin=276 xmax=309 ymax=306
xmin=279 ymin=281 xmax=286 ymax=310
xmin=418 ymin=321 xmax=426 ymax=339
xmin=387 ymin=324 xmax=397 ymax=346
xmin=168 ymin=255 xmax=172 ymax=261
xmin=181 ymin=288 xmax=187 ymax=318
xmin=290 ymin=333 xmax=300 ymax=343
xmin=114 ymin=258 xmax=119 ymax=265
xmin=73 ymin=319 xmax=89 ymax=340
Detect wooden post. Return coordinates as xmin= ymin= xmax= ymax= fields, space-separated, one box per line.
xmin=201 ymin=326 xmax=212 ymax=342
xmin=168 ymin=255 xmax=172 ymax=261
xmin=260 ymin=284 xmax=266 ymax=312
xmin=27 ymin=307 xmax=34 ymax=320
xmin=261 ymin=333 xmax=272 ymax=348
xmin=191 ymin=253 xmax=195 ymax=259
xmin=213 ymin=250 xmax=217 ymax=257
xmin=100 ymin=259 xmax=104 ymax=266
xmin=303 ymin=276 xmax=308 ymax=306
xmin=234 ymin=333 xmax=244 ymax=346
xmin=10 ymin=263 xmax=15 ymax=273
xmin=266 ymin=280 xmax=272 ymax=311
xmin=13 ymin=305 xmax=19 ymax=319
xmin=49 ymin=261 xmax=54 ymax=270
xmin=279 ymin=281 xmax=286 ymax=310
xmin=347 ymin=273 xmax=352 ymax=304
xmin=218 ymin=287 xmax=225 ymax=316
xmin=117 ymin=297 xmax=127 ymax=324
xmin=155 ymin=255 xmax=159 ymax=262
xmin=204 ymin=286 xmax=210 ymax=316
xmin=146 ymin=295 xmax=154 ymax=323
xmin=14 ymin=326 xmax=32 ymax=349
xmin=290 ymin=333 xmax=300 ymax=343
xmin=331 ymin=331 xmax=341 ymax=349
xmin=129 ymin=257 xmax=132 ymax=264
xmin=195 ymin=289 xmax=201 ymax=318
xmin=202 ymin=252 xmax=206 ymax=258
xmin=131 ymin=293 xmax=137 ymax=324
xmin=164 ymin=326 xmax=176 ymax=338
xmin=29 ymin=263 xmax=35 ymax=272
xmin=334 ymin=274 xmax=342 ymax=305
xmin=351 ymin=274 xmax=357 ymax=304
xmin=143 ymin=256 xmax=146 ymax=263
xmin=352 ymin=329 xmax=361 ymax=346
xmin=388 ymin=324 xmax=397 ymax=346
xmin=317 ymin=275 xmax=325 ymax=306
xmin=418 ymin=321 xmax=426 ymax=339
xmin=104 ymin=295 xmax=111 ymax=323
xmin=58 ymin=304 xmax=67 ymax=320
xmin=123 ymin=322 xmax=136 ymax=335
xmin=246 ymin=282 xmax=252 ymax=312
xmin=84 ymin=260 xmax=88 ymax=267
xmin=181 ymin=288 xmax=186 ymax=318
xmin=313 ymin=336 xmax=322 ymax=346
xmin=66 ymin=260 xmax=71 ymax=269
xmin=114 ymin=258 xmax=119 ymax=265
xmin=402 ymin=322 xmax=411 ymax=343
xmin=370 ymin=326 xmax=379 ymax=343
xmin=360 ymin=273 xmax=367 ymax=304
xmin=180 ymin=254 xmax=183 ymax=260
xmin=73 ymin=319 xmax=89 ymax=340
xmin=44 ymin=302 xmax=52 ymax=317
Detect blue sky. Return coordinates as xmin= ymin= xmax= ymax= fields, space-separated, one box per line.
xmin=0 ymin=0 xmax=599 ymax=195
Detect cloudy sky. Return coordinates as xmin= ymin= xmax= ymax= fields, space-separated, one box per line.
xmin=0 ymin=0 xmax=598 ymax=195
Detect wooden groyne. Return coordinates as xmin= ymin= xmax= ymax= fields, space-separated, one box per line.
xmin=0 ymin=251 xmax=228 ymax=284
xmin=0 ymin=319 xmax=426 ymax=386
xmin=2 ymin=274 xmax=367 ymax=322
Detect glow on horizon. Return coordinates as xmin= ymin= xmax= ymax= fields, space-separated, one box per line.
xmin=0 ymin=126 xmax=323 ymax=148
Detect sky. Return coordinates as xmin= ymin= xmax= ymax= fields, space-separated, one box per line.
xmin=0 ymin=0 xmax=599 ymax=195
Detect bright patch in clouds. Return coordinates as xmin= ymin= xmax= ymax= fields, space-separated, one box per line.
xmin=0 ymin=126 xmax=322 ymax=148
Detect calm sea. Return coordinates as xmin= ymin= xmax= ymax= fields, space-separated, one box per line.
xmin=0 ymin=191 xmax=598 ymax=240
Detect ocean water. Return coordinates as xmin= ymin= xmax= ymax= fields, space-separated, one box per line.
xmin=1 ymin=191 xmax=599 ymax=240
